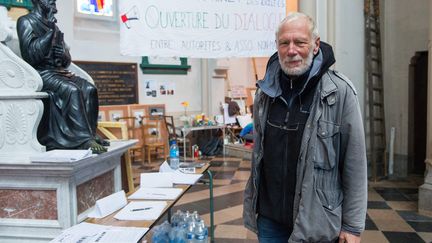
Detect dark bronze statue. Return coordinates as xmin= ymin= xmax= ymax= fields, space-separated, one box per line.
xmin=17 ymin=0 xmax=107 ymax=153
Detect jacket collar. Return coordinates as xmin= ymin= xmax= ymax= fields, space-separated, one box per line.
xmin=319 ymin=72 xmax=338 ymax=100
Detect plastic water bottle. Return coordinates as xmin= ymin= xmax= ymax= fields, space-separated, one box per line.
xmin=193 ymin=220 xmax=208 ymax=243
xmin=152 ymin=221 xmax=171 ymax=243
xmin=169 ymin=226 xmax=186 ymax=243
xmin=169 ymin=140 xmax=180 ymax=170
xmin=171 ymin=210 xmax=182 ymax=227
xmin=191 ymin=211 xmax=200 ymax=222
xmin=185 ymin=221 xmax=196 ymax=243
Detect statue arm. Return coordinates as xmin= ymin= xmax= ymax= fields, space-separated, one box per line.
xmin=51 ymin=26 xmax=71 ymax=68
xmin=62 ymin=46 xmax=71 ymax=67
xmin=17 ymin=17 xmax=55 ymax=66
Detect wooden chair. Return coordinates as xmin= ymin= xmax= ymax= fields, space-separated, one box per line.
xmin=140 ymin=116 xmax=167 ymax=163
xmin=163 ymin=115 xmax=190 ymax=157
xmin=97 ymin=121 xmax=134 ymax=192
xmin=115 ymin=116 xmax=146 ymax=164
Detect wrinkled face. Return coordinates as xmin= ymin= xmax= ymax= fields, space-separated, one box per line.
xmin=277 ymin=17 xmax=320 ymax=76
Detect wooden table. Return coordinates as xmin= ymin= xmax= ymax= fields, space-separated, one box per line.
xmin=86 ymin=163 xmax=215 ymax=242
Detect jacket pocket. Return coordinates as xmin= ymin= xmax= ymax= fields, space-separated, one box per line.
xmin=314 ymin=120 xmax=340 ymax=169
xmin=313 ymin=120 xmax=342 ymax=211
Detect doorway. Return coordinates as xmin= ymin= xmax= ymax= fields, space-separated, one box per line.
xmin=408 ymin=51 xmax=428 ymax=175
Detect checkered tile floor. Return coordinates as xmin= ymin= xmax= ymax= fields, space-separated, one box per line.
xmin=132 ymin=156 xmax=432 ymax=243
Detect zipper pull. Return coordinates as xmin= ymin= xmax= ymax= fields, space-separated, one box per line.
xmin=290 ymin=79 xmax=293 ymax=89
xmin=284 ymin=111 xmax=290 ymax=123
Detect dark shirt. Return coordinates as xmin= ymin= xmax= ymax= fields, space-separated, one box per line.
xmin=258 ymin=69 xmax=317 ymax=230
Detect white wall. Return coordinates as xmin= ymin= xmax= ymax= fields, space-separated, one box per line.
xmin=300 ymin=0 xmax=365 ymax=115
xmin=56 ymin=1 xmax=204 ymax=116
xmin=382 ymin=0 xmax=429 ymax=156
xmin=334 ymin=0 xmax=365 ymax=115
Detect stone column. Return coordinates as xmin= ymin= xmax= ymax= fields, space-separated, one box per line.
xmin=298 ymin=0 xmax=316 ymax=20
xmin=418 ymin=0 xmax=432 ymax=217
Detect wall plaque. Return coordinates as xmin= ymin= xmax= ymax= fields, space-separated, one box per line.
xmin=75 ymin=61 xmax=138 ymax=106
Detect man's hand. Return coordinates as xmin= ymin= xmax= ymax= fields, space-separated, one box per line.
xmin=338 ymin=231 xmax=361 ymax=243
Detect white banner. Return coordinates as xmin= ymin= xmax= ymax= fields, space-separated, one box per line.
xmin=119 ymin=0 xmax=286 ymax=58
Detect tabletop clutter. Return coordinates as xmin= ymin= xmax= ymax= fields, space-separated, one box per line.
xmin=50 ymin=161 xmax=206 ymax=243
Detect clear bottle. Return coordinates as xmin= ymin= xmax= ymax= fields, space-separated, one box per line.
xmin=171 ymin=210 xmax=182 ymax=227
xmin=152 ymin=221 xmax=171 ymax=243
xmin=185 ymin=221 xmax=196 ymax=243
xmin=193 ymin=220 xmax=208 ymax=243
xmin=169 ymin=140 xmax=180 ymax=170
xmin=176 ymin=226 xmax=187 ymax=243
xmin=191 ymin=211 xmax=200 ymax=222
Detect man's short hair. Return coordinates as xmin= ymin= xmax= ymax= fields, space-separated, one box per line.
xmin=275 ymin=12 xmax=319 ymax=42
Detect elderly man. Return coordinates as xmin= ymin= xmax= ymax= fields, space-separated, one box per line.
xmin=17 ymin=0 xmax=106 ymax=153
xmin=243 ymin=12 xmax=367 ymax=243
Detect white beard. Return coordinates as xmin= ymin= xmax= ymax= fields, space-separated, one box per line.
xmin=279 ymin=46 xmax=315 ymax=76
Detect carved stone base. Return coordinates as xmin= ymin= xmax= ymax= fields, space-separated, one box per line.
xmin=0 ymin=140 xmax=135 ymax=242
xmin=0 ymin=11 xmax=47 ymax=163
xmin=0 ymin=98 xmax=46 ymax=163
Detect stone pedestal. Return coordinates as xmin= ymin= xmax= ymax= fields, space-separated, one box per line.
xmin=0 ymin=140 xmax=136 ymax=242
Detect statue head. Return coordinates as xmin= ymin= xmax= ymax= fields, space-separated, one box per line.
xmin=31 ymin=0 xmax=57 ymax=15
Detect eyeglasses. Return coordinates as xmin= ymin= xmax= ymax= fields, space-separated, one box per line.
xmin=266 ymin=120 xmax=300 ymax=131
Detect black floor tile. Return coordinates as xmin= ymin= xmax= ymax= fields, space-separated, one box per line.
xmin=375 ymin=191 xmax=411 ymax=201
xmin=210 ymin=161 xmax=225 ymax=167
xmin=407 ymin=221 xmax=432 ymax=232
xmin=365 ymin=214 xmax=378 ymax=230
xmin=210 ymin=160 xmax=241 ymax=167
xmin=397 ymin=211 xmax=432 ymax=222
xmin=231 ymin=180 xmax=246 ymax=184
xmin=374 ymin=187 xmax=416 ymax=201
xmin=172 ymin=201 xmax=208 ymax=216
xmin=213 ymin=171 xmax=236 ymax=179
xmin=368 ymin=201 xmax=391 ymax=209
xmin=382 ymin=231 xmax=425 ymax=243
xmin=398 ymin=188 xmax=419 ymax=194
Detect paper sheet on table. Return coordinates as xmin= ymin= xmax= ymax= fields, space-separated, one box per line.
xmin=140 ymin=172 xmax=173 ymax=188
xmin=88 ymin=190 xmax=127 ymax=218
xmin=159 ymin=162 xmax=203 ymax=185
xmin=171 ymin=171 xmax=202 ymax=185
xmin=50 ymin=222 xmax=148 ymax=243
xmin=128 ymin=187 xmax=183 ymax=200
xmin=30 ymin=149 xmax=93 ymax=162
xmin=160 ymin=161 xmax=196 ymax=174
xmin=159 ymin=161 xmax=173 ymax=172
xmin=114 ymin=201 xmax=167 ymax=221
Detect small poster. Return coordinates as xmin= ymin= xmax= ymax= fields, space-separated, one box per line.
xmin=159 ymin=81 xmax=175 ymax=96
xmin=144 ymin=80 xmax=158 ymax=98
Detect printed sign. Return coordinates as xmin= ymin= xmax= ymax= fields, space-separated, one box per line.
xmin=119 ymin=0 xmax=286 ymax=58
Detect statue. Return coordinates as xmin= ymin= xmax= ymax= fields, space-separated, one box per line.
xmin=17 ymin=0 xmax=107 ymax=154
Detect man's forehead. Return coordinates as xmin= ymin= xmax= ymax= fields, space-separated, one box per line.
xmin=279 ymin=21 xmax=311 ymax=38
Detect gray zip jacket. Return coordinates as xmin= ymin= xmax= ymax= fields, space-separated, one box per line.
xmin=243 ymin=50 xmax=367 ymax=242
